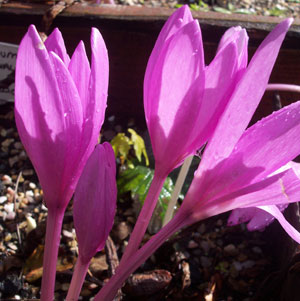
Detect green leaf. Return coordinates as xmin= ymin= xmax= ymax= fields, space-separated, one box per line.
xmin=128 ymin=128 xmax=149 ymax=166
xmin=213 ymin=6 xmax=232 ymax=14
xmin=233 ymin=8 xmax=254 ymax=15
xmin=110 ymin=133 xmax=132 ymax=161
xmin=117 ymin=165 xmax=175 ymax=219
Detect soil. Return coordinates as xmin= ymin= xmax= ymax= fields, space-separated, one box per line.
xmin=108 ymin=0 xmax=300 ymax=18
xmin=1 ymin=102 xmax=300 ymax=300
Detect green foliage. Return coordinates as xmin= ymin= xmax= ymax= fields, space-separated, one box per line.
xmin=110 ymin=128 xmax=149 ymax=168
xmin=117 ymin=165 xmax=176 ymax=219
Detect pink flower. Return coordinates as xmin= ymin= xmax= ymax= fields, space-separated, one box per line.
xmin=15 ymin=25 xmax=109 ymax=211
xmin=144 ymin=5 xmax=248 ymax=176
xmin=73 ymin=143 xmax=117 ymax=264
xmin=178 ymin=18 xmax=300 ymax=243
xmin=228 ymin=162 xmax=300 ymax=231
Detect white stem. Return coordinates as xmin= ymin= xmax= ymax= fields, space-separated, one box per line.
xmin=266 ymin=84 xmax=300 ymax=93
xmin=162 ymin=155 xmax=193 ymax=227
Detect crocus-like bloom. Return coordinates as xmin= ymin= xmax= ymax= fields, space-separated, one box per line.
xmin=144 ymin=5 xmax=248 ymax=177
xmin=67 ymin=143 xmax=117 ymax=300
xmin=120 ymin=4 xmax=249 ymax=265
xmin=15 ymin=25 xmax=109 ymax=300
xmin=178 ymin=18 xmax=300 ymax=244
xmin=15 ymin=25 xmax=108 ymax=210
xmin=73 ymin=142 xmax=117 ymax=264
xmin=228 ymin=161 xmax=300 ymax=231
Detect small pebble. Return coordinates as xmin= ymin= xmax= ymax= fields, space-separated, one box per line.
xmin=4 ymin=203 xmax=14 ymax=213
xmin=200 ymin=256 xmax=212 ymax=268
xmin=23 ymin=169 xmax=34 ymax=176
xmin=14 ymin=142 xmax=23 ymax=149
xmin=7 ymin=242 xmax=18 ymax=250
xmin=2 ymin=138 xmax=14 ymax=147
xmin=224 ymin=244 xmax=239 ymax=256
xmin=252 ymin=246 xmax=262 ymax=254
xmin=197 ymin=223 xmax=206 ymax=234
xmin=2 ymin=174 xmax=12 ymax=185
xmin=29 ymin=182 xmax=36 ymax=189
xmin=61 ymin=283 xmax=70 ymax=291
xmin=188 ymin=240 xmax=198 ymax=249
xmin=62 ymin=229 xmax=73 ymax=239
xmin=9 ymin=155 xmax=19 ymax=167
xmin=0 ymin=196 xmax=7 ymax=204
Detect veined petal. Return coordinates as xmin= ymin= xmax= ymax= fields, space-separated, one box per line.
xmin=44 ymin=28 xmax=70 ymax=66
xmin=75 ymin=28 xmax=109 ymax=184
xmin=144 ymin=5 xmax=195 ymax=116
xmin=69 ymin=41 xmax=91 ymax=119
xmin=49 ymin=51 xmax=83 ymax=205
xmin=188 ymin=41 xmax=238 ymax=150
xmin=197 ymin=18 xmax=293 ymax=177
xmin=228 ymin=204 xmax=288 ymax=231
xmin=185 ymin=168 xmax=300 ymax=223
xmin=259 ymin=205 xmax=300 ymax=244
xmin=74 ymin=143 xmax=117 ymax=263
xmin=208 ymin=100 xmax=300 ymax=196
xmin=217 ymin=27 xmax=248 ymax=70
xmin=15 ymin=25 xmax=69 ymax=208
xmin=146 ymin=21 xmax=205 ymax=172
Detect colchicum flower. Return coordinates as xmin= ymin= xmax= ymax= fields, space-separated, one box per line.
xmin=95 ymin=10 xmax=300 ymax=301
xmin=67 ymin=143 xmax=117 ymax=300
xmin=120 ymin=5 xmax=249 ymax=264
xmin=15 ymin=25 xmax=109 ymax=300
xmin=144 ymin=5 xmax=248 ymax=176
xmin=178 ymin=18 xmax=300 ymax=244
xmin=228 ymin=161 xmax=300 ymax=231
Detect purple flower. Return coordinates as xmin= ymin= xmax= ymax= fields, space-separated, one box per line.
xmin=228 ymin=162 xmax=300 ymax=231
xmin=74 ymin=143 xmax=117 ymax=264
xmin=144 ymin=5 xmax=248 ymax=176
xmin=178 ymin=18 xmax=300 ymax=244
xmin=15 ymin=25 xmax=109 ymax=211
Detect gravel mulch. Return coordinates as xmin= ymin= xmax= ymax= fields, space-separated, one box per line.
xmin=1 ymin=102 xmax=300 ymax=300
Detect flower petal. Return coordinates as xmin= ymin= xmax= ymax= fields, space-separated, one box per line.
xmin=44 ymin=28 xmax=70 ymax=66
xmin=145 ymin=21 xmax=204 ymax=170
xmin=259 ymin=205 xmax=300 ymax=244
xmin=74 ymin=143 xmax=117 ymax=263
xmin=15 ymin=25 xmax=69 ymax=207
xmin=207 ymin=100 xmax=300 ymax=197
xmin=48 ymin=51 xmax=84 ymax=204
xmin=68 ymin=41 xmax=91 ymax=119
xmin=188 ymin=41 xmax=238 ymax=151
xmin=144 ymin=5 xmax=195 ymax=116
xmin=197 ymin=18 xmax=293 ymax=176
xmin=187 ymin=168 xmax=300 ymax=223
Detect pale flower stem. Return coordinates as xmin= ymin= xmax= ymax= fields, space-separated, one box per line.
xmin=266 ymin=84 xmax=300 ymax=93
xmin=118 ymin=171 xmax=166 ymax=266
xmin=163 ymin=155 xmax=193 ymax=227
xmin=40 ymin=208 xmax=65 ymax=301
xmin=94 ymin=211 xmax=188 ymax=301
xmin=66 ymin=257 xmax=90 ymax=301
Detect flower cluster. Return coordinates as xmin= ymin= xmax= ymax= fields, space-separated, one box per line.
xmin=15 ymin=5 xmax=300 ymax=301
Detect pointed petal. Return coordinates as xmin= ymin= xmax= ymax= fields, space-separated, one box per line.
xmin=259 ymin=205 xmax=300 ymax=244
xmin=145 ymin=21 xmax=205 ymax=172
xmin=49 ymin=51 xmax=84 ymax=204
xmin=68 ymin=41 xmax=91 ymax=119
xmin=188 ymin=41 xmax=238 ymax=150
xmin=198 ymin=18 xmax=293 ymax=175
xmin=144 ymin=5 xmax=194 ymax=116
xmin=44 ymin=28 xmax=70 ymax=66
xmin=187 ymin=168 xmax=300 ymax=223
xmin=217 ymin=27 xmax=248 ymax=69
xmin=15 ymin=25 xmax=68 ymax=207
xmin=209 ymin=100 xmax=300 ymax=195
xmin=74 ymin=143 xmax=117 ymax=263
xmin=74 ymin=28 xmax=109 ymax=186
